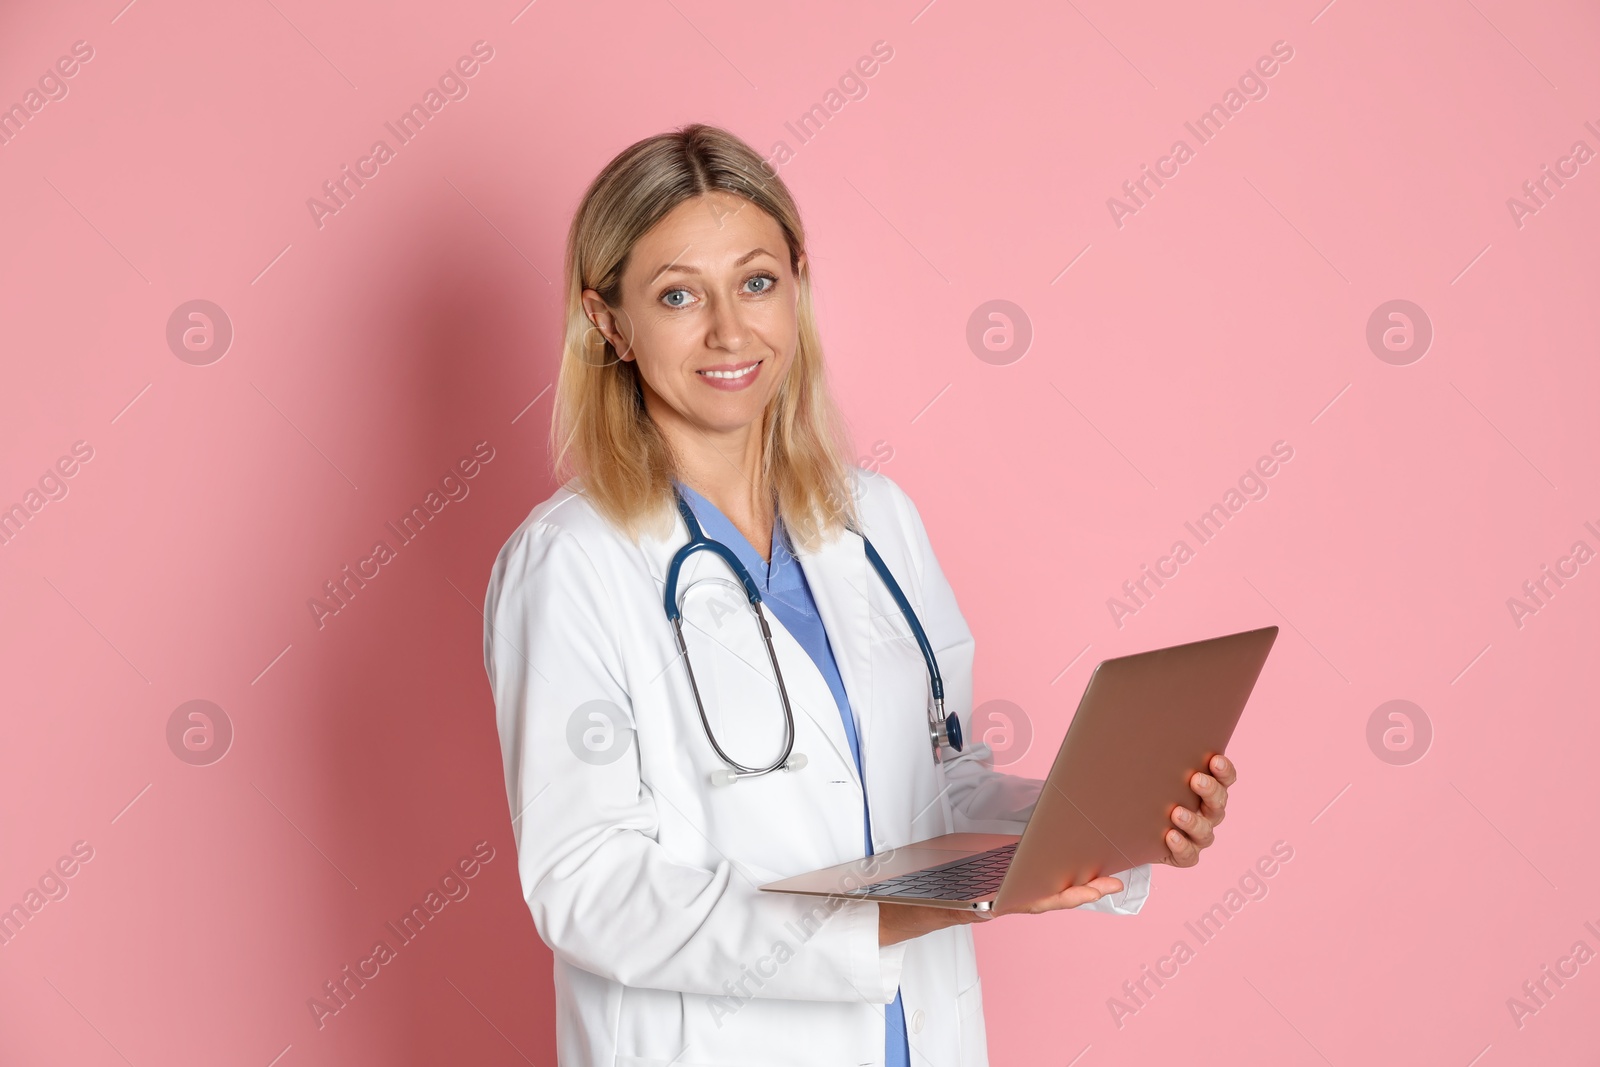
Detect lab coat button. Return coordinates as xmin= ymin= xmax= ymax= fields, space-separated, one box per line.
xmin=910 ymin=1008 xmax=925 ymax=1033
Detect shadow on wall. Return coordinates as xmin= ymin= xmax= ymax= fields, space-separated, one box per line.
xmin=292 ymin=190 xmax=562 ymax=1063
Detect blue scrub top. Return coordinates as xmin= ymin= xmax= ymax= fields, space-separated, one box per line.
xmin=675 ymin=481 xmax=912 ymax=1067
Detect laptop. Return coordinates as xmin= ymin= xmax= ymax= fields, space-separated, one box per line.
xmin=760 ymin=625 xmax=1278 ymax=914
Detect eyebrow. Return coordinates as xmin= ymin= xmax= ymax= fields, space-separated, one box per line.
xmin=648 ymin=247 xmax=776 ymax=283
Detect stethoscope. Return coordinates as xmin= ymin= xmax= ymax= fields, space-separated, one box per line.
xmin=663 ymin=486 xmax=962 ymax=786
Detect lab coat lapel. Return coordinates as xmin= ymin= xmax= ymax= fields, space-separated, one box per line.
xmin=789 ymin=524 xmax=877 ymax=781
xmin=641 ymin=507 xmax=865 ymax=786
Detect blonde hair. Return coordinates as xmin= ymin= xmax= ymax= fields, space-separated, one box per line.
xmin=549 ymin=123 xmax=859 ymax=551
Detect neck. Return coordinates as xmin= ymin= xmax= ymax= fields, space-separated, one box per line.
xmin=644 ymin=382 xmax=773 ymax=534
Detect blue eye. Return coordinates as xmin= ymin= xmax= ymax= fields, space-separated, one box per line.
xmin=660 ymin=273 xmax=777 ymax=308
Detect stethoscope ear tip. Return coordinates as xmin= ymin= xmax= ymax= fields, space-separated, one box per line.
xmin=707 ymin=752 xmax=807 ymax=787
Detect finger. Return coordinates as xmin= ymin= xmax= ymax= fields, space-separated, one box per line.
xmin=1012 ymin=887 xmax=1101 ymax=914
xmin=1190 ymin=772 xmax=1229 ymax=823
xmin=1171 ymin=806 xmax=1216 ymax=849
xmin=1177 ymin=809 xmax=1209 ymax=851
xmin=1164 ymin=827 xmax=1199 ymax=867
xmin=1210 ymin=753 xmax=1237 ymax=787
xmin=1058 ymin=879 xmax=1121 ymax=911
xmin=1083 ymin=875 xmax=1125 ymax=897
xmin=1014 ymin=877 xmax=1125 ymax=915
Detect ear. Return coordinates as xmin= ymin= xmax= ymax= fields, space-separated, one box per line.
xmin=580 ymin=288 xmax=633 ymax=361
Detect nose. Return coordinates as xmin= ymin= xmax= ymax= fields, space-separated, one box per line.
xmin=705 ymin=292 xmax=749 ymax=353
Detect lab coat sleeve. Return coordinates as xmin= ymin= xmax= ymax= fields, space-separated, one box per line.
xmin=484 ymin=520 xmax=908 ymax=1002
xmin=884 ymin=478 xmax=1152 ymax=917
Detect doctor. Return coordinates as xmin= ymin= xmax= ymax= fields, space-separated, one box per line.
xmin=483 ymin=123 xmax=1236 ymax=1067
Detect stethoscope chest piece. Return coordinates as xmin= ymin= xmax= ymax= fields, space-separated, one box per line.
xmin=930 ymin=702 xmax=963 ymax=762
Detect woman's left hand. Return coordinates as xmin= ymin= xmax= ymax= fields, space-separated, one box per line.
xmin=1162 ymin=754 xmax=1236 ymax=867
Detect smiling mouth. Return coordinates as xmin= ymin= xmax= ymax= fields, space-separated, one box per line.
xmin=697 ymin=360 xmax=761 ymax=380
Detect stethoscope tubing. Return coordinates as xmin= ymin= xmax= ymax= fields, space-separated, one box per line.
xmin=664 ymin=487 xmax=956 ymax=784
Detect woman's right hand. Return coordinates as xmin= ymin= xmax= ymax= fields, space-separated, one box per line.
xmin=876 ymin=873 xmax=1125 ymax=945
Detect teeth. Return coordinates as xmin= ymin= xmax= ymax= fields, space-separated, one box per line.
xmin=701 ymin=364 xmax=757 ymax=380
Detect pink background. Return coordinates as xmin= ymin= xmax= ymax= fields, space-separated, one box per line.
xmin=2 ymin=0 xmax=1596 ymax=1063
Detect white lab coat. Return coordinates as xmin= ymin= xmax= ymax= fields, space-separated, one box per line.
xmin=483 ymin=468 xmax=1151 ymax=1067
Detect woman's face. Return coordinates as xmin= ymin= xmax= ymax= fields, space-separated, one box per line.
xmin=582 ymin=192 xmax=807 ymax=440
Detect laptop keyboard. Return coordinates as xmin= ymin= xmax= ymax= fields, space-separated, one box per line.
xmin=846 ymin=842 xmax=1018 ymax=900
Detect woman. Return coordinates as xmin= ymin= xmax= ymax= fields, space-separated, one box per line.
xmin=482 ymin=123 xmax=1235 ymax=1067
